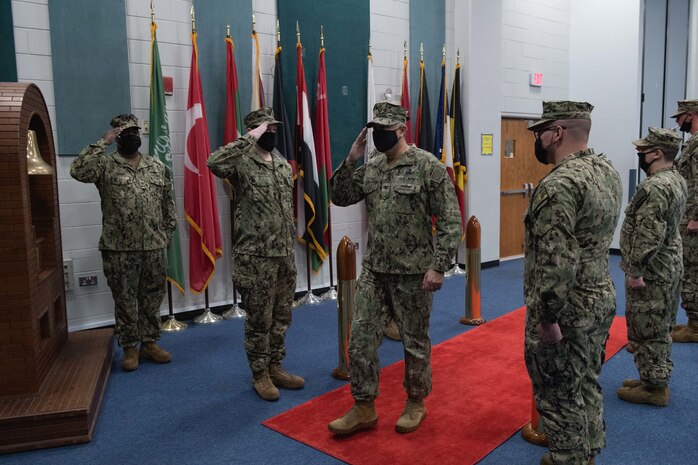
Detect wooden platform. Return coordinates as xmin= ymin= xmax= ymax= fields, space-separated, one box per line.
xmin=0 ymin=328 xmax=113 ymax=454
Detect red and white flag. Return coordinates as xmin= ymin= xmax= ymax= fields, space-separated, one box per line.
xmin=184 ymin=32 xmax=222 ymax=293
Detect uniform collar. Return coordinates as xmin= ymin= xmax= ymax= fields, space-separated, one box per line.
xmin=649 ymin=165 xmax=675 ymax=177
xmin=376 ymin=145 xmax=418 ymax=171
xmin=114 ymin=151 xmax=153 ymax=170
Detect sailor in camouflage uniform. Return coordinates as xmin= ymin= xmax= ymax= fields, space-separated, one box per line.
xmin=207 ymin=108 xmax=301 ymax=402
xmin=617 ymin=127 xmax=687 ymax=407
xmin=71 ymin=114 xmax=175 ymax=372
xmin=672 ymin=99 xmax=698 ymax=343
xmin=523 ymin=102 xmax=622 ymax=465
xmin=327 ymin=102 xmax=461 ymax=435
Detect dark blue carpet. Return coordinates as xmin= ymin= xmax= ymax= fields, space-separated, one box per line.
xmin=2 ymin=256 xmax=696 ymax=465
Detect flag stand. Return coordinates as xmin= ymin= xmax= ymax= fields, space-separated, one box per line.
xmin=320 ymin=211 xmax=337 ymax=301
xmin=194 ymin=288 xmax=223 ymax=324
xmin=295 ymin=242 xmax=322 ymax=306
xmin=161 ymin=282 xmax=187 ymax=332
xmin=445 ymin=246 xmax=466 ymax=277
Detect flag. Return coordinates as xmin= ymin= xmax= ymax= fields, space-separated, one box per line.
xmin=314 ymin=45 xmax=331 ymax=264
xmin=251 ymin=29 xmax=265 ymax=111
xmin=400 ymin=53 xmax=413 ymax=144
xmin=224 ymin=34 xmax=243 ymax=144
xmin=365 ymin=50 xmax=376 ymax=161
xmin=149 ymin=20 xmax=185 ymax=294
xmin=184 ymin=31 xmax=222 ymax=293
xmin=450 ymin=61 xmax=467 ymax=231
xmin=273 ymin=41 xmax=295 ymax=177
xmin=295 ymin=39 xmax=327 ymax=270
xmin=414 ymin=58 xmax=433 ymax=152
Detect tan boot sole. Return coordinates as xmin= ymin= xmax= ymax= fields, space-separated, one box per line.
xmin=328 ymin=417 xmax=378 ymax=435
xmin=395 ymin=411 xmax=427 ymax=434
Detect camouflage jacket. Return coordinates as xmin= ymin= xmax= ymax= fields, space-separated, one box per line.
xmin=70 ymin=139 xmax=176 ymax=251
xmin=330 ymin=145 xmax=461 ymax=274
xmin=675 ymin=132 xmax=698 ymax=223
xmin=207 ymin=134 xmax=294 ymax=257
xmin=620 ymin=166 xmax=687 ymax=281
xmin=524 ymin=148 xmax=622 ymax=326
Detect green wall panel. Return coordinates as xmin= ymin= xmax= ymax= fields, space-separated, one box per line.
xmin=49 ymin=0 xmax=131 ymax=156
xmin=0 ymin=0 xmax=17 ymax=82
xmin=278 ymin=0 xmax=370 ymax=170
xmin=410 ymin=0 xmax=444 ymax=132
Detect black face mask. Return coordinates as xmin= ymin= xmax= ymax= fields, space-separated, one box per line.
xmin=117 ymin=133 xmax=141 ymax=156
xmin=534 ymin=138 xmax=550 ymax=165
xmin=372 ymin=129 xmax=399 ymax=153
xmin=257 ymin=131 xmax=277 ymax=152
xmin=680 ymin=117 xmax=693 ymax=133
xmin=637 ymin=151 xmax=656 ymax=174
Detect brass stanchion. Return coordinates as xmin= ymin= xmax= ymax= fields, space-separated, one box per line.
xmin=460 ymin=215 xmax=486 ymax=325
xmin=522 ymin=390 xmax=548 ymax=446
xmin=332 ymin=236 xmax=356 ymax=380
xmin=161 ymin=282 xmax=188 ymax=332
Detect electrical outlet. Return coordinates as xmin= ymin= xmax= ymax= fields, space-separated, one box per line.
xmin=142 ymin=120 xmax=149 ymax=134
xmin=79 ymin=275 xmax=98 ymax=287
xmin=63 ymin=259 xmax=74 ymax=290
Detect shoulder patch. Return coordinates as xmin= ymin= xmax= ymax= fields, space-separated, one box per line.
xmin=430 ymin=164 xmax=446 ymax=183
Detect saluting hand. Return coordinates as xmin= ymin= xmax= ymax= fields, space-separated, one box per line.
xmin=103 ymin=127 xmax=122 ymax=145
xmin=347 ymin=127 xmax=368 ymax=164
xmin=247 ymin=122 xmax=269 ymax=141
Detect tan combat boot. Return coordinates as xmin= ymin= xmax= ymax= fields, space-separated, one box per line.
xmin=395 ymin=398 xmax=426 ymax=433
xmin=671 ymin=319 xmax=698 ymax=343
xmin=328 ymin=400 xmax=378 ymax=435
xmin=252 ymin=370 xmax=280 ymax=401
xmin=623 ymin=379 xmax=643 ymax=388
xmin=139 ymin=342 xmax=172 ymax=363
xmin=384 ymin=320 xmax=401 ymax=341
xmin=269 ymin=364 xmax=305 ymax=389
xmin=617 ymin=385 xmax=669 ymax=407
xmin=122 ymin=346 xmax=139 ymax=371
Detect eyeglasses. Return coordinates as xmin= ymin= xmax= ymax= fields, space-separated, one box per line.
xmin=533 ymin=125 xmax=565 ymax=140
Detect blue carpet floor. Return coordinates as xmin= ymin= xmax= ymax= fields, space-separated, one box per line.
xmin=2 ymin=256 xmax=696 ymax=465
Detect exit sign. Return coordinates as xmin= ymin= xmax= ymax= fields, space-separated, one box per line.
xmin=530 ymin=72 xmax=543 ymax=87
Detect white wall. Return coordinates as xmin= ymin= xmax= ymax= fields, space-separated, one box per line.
xmin=569 ymin=0 xmax=642 ymax=248
xmin=501 ymin=0 xmax=569 ymax=117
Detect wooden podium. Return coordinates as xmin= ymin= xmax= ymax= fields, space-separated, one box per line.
xmin=0 ymin=83 xmax=113 ymax=453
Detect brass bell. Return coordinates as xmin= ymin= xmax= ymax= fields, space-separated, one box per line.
xmin=26 ymin=129 xmax=54 ymax=175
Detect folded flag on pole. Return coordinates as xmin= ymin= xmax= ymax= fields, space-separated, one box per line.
xmin=295 ymin=32 xmax=327 ymax=270
xmin=251 ymin=26 xmax=265 ymax=111
xmin=314 ymin=40 xmax=331 ymax=266
xmin=450 ymin=56 xmax=467 ymax=232
xmin=434 ymin=50 xmax=454 ymax=180
xmin=400 ymin=45 xmax=413 ymax=144
xmin=224 ymin=31 xmax=243 ymax=144
xmin=150 ymin=18 xmax=185 ymax=294
xmin=365 ymin=46 xmax=376 ymax=161
xmin=414 ymin=47 xmax=433 ymax=153
xmin=184 ymin=30 xmax=222 ymax=293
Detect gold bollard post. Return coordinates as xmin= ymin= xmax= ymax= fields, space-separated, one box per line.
xmin=522 ymin=390 xmax=548 ymax=446
xmin=332 ymin=236 xmax=356 ymax=380
xmin=460 ymin=216 xmax=486 ymax=325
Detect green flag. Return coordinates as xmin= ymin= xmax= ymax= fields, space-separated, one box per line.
xmin=150 ymin=21 xmax=185 ymax=293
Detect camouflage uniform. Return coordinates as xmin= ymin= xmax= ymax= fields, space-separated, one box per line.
xmin=207 ymin=108 xmax=296 ymax=374
xmin=674 ymin=100 xmax=698 ymax=322
xmin=524 ymin=102 xmax=622 ymax=465
xmin=329 ymin=102 xmax=461 ymax=402
xmin=621 ymin=128 xmax=687 ymax=389
xmin=70 ymin=114 xmax=176 ymax=347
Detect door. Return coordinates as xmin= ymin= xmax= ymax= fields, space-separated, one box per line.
xmin=499 ymin=118 xmax=551 ymax=258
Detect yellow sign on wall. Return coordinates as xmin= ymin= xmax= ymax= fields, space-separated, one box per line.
xmin=481 ymin=133 xmax=493 ymax=156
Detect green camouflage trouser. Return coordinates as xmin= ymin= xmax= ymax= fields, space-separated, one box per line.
xmin=348 ymin=269 xmax=433 ymax=402
xmin=524 ymin=307 xmax=615 ymax=465
xmin=102 ymin=249 xmax=166 ymax=348
xmin=681 ymin=230 xmax=698 ymax=320
xmin=233 ymin=253 xmax=296 ymax=374
xmin=626 ymin=278 xmax=680 ymax=388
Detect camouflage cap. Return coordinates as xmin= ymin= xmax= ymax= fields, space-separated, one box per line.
xmin=243 ymin=107 xmax=282 ymax=128
xmin=632 ymin=127 xmax=682 ymax=152
xmin=110 ymin=113 xmax=140 ymax=130
xmin=528 ymin=100 xmax=594 ymax=131
xmin=366 ymin=102 xmax=409 ymax=127
xmin=670 ymin=99 xmax=698 ymax=118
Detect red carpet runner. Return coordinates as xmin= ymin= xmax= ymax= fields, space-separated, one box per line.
xmin=263 ymin=308 xmax=628 ymax=465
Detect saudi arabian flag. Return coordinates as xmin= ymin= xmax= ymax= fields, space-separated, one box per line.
xmin=150 ymin=21 xmax=185 ymax=293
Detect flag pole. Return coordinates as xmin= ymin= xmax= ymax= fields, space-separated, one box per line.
xmin=446 ymin=47 xmax=465 ymax=277
xmin=319 ymin=24 xmax=337 ymax=302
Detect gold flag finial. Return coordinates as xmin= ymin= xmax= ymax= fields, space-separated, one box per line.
xmin=276 ymin=19 xmax=280 ymax=45
xmin=150 ymin=0 xmax=154 ymax=24
xmin=296 ymin=21 xmax=301 ymax=45
xmin=190 ymin=5 xmax=196 ymax=33
xmin=442 ymin=43 xmax=446 ymax=62
xmin=321 ymin=25 xmax=324 ymax=48
xmin=403 ymin=40 xmax=407 ymax=60
xmin=252 ymin=13 xmax=256 ymax=33
xmin=457 ymin=48 xmax=460 ymax=65
xmin=420 ymin=42 xmax=424 ymax=61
